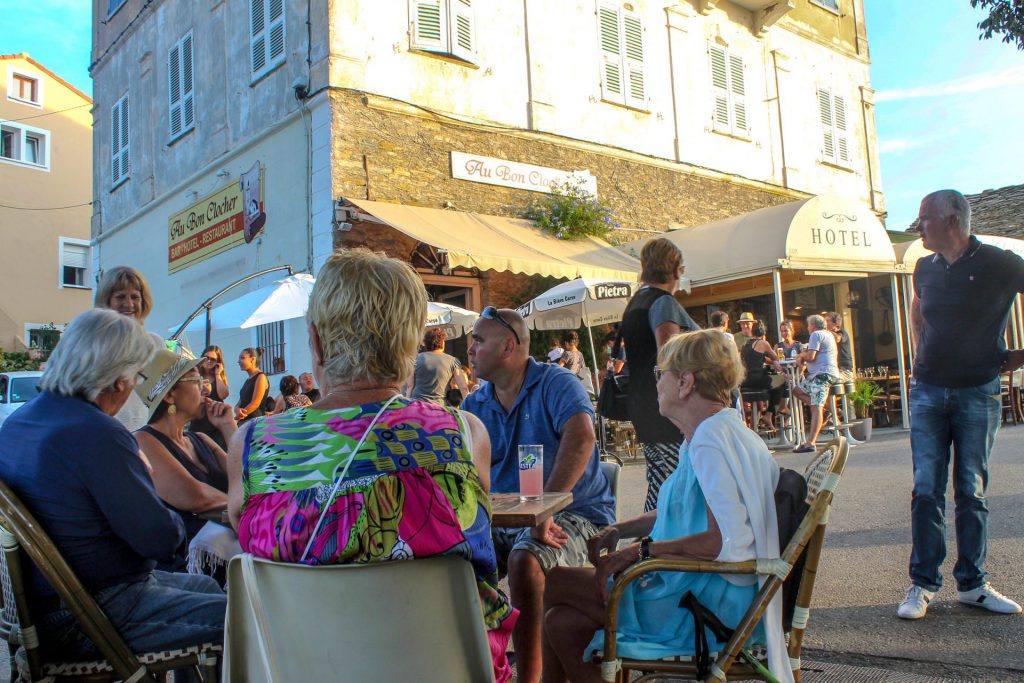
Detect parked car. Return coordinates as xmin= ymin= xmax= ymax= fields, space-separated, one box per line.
xmin=0 ymin=371 xmax=44 ymax=427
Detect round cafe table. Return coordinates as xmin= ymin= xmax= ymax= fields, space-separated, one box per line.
xmin=777 ymin=360 xmax=806 ymax=448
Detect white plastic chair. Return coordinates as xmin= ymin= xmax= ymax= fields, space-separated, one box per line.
xmin=223 ymin=554 xmax=495 ymax=683
xmin=600 ymin=460 xmax=621 ymax=522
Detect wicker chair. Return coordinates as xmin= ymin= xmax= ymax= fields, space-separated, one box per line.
xmin=0 ymin=478 xmax=221 ymax=682
xmin=598 ymin=436 xmax=849 ymax=683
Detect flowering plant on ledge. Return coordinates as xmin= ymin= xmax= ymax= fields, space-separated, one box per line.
xmin=525 ymin=177 xmax=620 ymax=241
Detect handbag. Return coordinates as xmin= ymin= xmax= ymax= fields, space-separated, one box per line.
xmin=598 ymin=329 xmax=630 ymax=421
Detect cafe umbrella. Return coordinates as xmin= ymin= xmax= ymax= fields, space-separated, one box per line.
xmin=426 ymin=301 xmax=479 ymax=338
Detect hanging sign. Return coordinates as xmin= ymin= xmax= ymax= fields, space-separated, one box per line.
xmin=451 ymin=152 xmax=598 ymax=196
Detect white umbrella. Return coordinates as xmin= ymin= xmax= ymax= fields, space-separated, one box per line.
xmin=173 ymin=273 xmax=316 ymax=333
xmin=426 ymin=302 xmax=479 ymax=338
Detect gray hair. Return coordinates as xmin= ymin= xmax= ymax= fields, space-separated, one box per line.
xmin=926 ymin=189 xmax=971 ymax=234
xmin=807 ymin=314 xmax=826 ymax=331
xmin=40 ymin=309 xmax=158 ymax=401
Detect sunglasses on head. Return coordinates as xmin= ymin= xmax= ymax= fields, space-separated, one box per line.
xmin=481 ymin=306 xmax=521 ymax=346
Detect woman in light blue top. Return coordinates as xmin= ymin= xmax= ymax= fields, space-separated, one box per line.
xmin=542 ymin=329 xmax=792 ymax=683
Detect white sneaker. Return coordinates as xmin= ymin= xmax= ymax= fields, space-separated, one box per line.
xmin=897 ymin=585 xmax=936 ymax=620
xmin=958 ymin=583 xmax=1022 ymax=614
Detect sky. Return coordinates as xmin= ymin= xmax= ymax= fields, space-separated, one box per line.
xmin=3 ymin=1 xmax=1021 ymax=232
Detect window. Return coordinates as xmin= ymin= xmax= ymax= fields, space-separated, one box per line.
xmin=169 ymin=31 xmax=195 ymax=141
xmin=60 ymin=239 xmax=90 ymax=288
xmin=250 ymin=0 xmax=286 ymax=80
xmin=0 ymin=123 xmax=49 ymax=169
xmin=111 ymin=94 xmax=130 ymax=188
xmin=811 ymin=0 xmax=840 ymax=11
xmin=107 ymin=0 xmax=127 ymax=17
xmin=9 ymin=377 xmax=41 ymax=404
xmin=597 ymin=2 xmax=646 ymax=110
xmin=818 ymin=87 xmax=850 ymax=166
xmin=10 ymin=73 xmax=39 ymax=105
xmin=709 ymin=45 xmax=748 ymax=137
xmin=256 ymin=321 xmax=287 ymax=375
xmin=24 ymin=324 xmax=62 ymax=353
xmin=410 ymin=0 xmax=476 ymax=63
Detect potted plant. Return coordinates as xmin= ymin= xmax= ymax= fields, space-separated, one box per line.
xmin=847 ymin=380 xmax=883 ymax=441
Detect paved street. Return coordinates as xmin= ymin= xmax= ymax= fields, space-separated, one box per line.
xmin=611 ymin=423 xmax=1024 ymax=682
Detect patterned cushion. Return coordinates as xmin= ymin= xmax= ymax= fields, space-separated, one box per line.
xmin=803 ymin=446 xmax=836 ymax=503
xmin=41 ymin=642 xmax=222 ymax=676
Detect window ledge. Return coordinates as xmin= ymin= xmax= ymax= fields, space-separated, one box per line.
xmin=409 ymin=49 xmax=480 ymax=68
xmin=819 ymin=159 xmax=855 ymax=173
xmin=0 ymin=157 xmax=49 ymax=171
xmin=809 ymin=0 xmax=841 ymax=15
xmin=6 ymin=96 xmax=42 ymax=109
xmin=110 ymin=176 xmax=130 ymax=192
xmin=167 ymin=126 xmax=195 ymax=147
xmin=60 ymin=284 xmax=92 ymax=290
xmin=599 ymin=97 xmax=650 ymax=114
xmin=249 ymin=60 xmax=286 ymax=87
xmin=712 ymin=128 xmax=752 ymax=143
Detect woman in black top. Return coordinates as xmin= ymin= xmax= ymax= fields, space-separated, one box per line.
xmin=189 ymin=344 xmax=231 ymax=448
xmin=740 ymin=323 xmax=786 ymax=429
xmin=620 ymin=238 xmax=700 ymax=511
xmin=235 ymin=347 xmax=269 ymax=422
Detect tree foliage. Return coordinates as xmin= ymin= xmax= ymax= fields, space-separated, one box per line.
xmin=970 ymin=0 xmax=1024 ymax=50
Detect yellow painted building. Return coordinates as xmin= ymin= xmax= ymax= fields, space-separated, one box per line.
xmin=0 ymin=54 xmax=93 ymax=352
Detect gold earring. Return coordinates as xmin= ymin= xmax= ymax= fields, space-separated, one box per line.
xmin=168 ymin=404 xmax=177 ymax=415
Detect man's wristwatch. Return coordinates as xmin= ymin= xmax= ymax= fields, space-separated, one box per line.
xmin=638 ymin=536 xmax=653 ymax=562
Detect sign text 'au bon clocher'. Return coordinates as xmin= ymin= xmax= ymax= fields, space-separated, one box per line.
xmin=451 ymin=152 xmax=598 ymax=196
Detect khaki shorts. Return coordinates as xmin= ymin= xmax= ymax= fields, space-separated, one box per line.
xmin=492 ymin=511 xmax=602 ymax=574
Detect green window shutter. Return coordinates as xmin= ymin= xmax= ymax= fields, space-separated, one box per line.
xmin=599 ymin=4 xmax=623 ymax=103
xmin=623 ymin=12 xmax=646 ymax=108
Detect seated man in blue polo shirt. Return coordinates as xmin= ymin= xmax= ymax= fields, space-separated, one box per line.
xmin=463 ymin=307 xmax=614 ymax=683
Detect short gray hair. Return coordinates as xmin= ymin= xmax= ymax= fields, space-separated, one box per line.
xmin=926 ymin=189 xmax=971 ymax=234
xmin=40 ymin=309 xmax=158 ymax=401
xmin=807 ymin=314 xmax=826 ymax=331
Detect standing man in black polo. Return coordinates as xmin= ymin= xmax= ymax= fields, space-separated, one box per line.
xmin=898 ymin=189 xmax=1024 ymax=620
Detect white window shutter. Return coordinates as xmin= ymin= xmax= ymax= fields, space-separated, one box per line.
xmin=182 ymin=33 xmax=194 ymax=131
xmin=168 ymin=43 xmax=182 ymax=138
xmin=728 ymin=53 xmax=746 ymax=133
xmin=818 ymin=87 xmax=835 ymax=162
xmin=268 ymin=0 xmax=285 ymax=63
xmin=623 ymin=12 xmax=645 ymax=108
xmin=412 ymin=0 xmax=446 ymax=51
xmin=710 ymin=45 xmax=730 ymax=132
xmin=834 ymin=94 xmax=849 ymax=163
xmin=598 ymin=4 xmax=623 ymax=103
xmin=250 ymin=0 xmax=267 ymax=75
xmin=110 ymin=100 xmax=120 ymax=184
xmin=63 ymin=243 xmax=88 ymax=269
xmin=119 ymin=96 xmax=130 ymax=179
xmin=450 ymin=0 xmax=475 ymax=61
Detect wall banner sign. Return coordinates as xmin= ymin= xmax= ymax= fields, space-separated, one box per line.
xmin=167 ymin=164 xmax=265 ymax=273
xmin=450 ymin=152 xmax=597 ymax=196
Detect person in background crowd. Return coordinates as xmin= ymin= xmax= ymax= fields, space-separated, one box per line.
xmin=620 ymin=238 xmax=700 ymax=511
xmin=739 ymin=323 xmax=786 ymax=430
xmin=710 ymin=310 xmax=731 ymax=340
xmin=777 ymin=321 xmax=800 ymax=361
xmin=898 ymin=189 xmax=1024 ymax=620
xmin=189 ymin=345 xmax=231 ymax=449
xmin=791 ymin=314 xmax=840 ymax=454
xmin=547 ymin=347 xmax=565 ymax=364
xmin=600 ymin=331 xmax=626 ymax=385
xmin=827 ymin=312 xmax=855 ymax=382
xmin=298 ymin=372 xmax=320 ymax=402
xmin=234 ymin=347 xmax=269 ymax=423
xmin=272 ymin=374 xmax=313 ymax=413
xmin=410 ymin=328 xmax=469 ymax=407
xmin=228 ymin=248 xmax=516 ymax=681
xmin=0 ymin=309 xmax=225 ymax=667
xmin=543 ymin=330 xmax=791 ymax=683
xmin=557 ymin=331 xmax=586 ymax=376
xmin=463 ymin=307 xmax=614 ymax=683
xmin=135 ymin=349 xmax=233 ymax=572
xmin=94 ymin=265 xmax=157 ymax=431
xmin=732 ymin=311 xmax=756 ymax=351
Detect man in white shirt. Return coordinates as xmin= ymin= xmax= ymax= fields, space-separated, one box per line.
xmin=791 ymin=314 xmax=840 ymax=453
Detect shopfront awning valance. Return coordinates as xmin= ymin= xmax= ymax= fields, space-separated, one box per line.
xmin=348 ymin=199 xmax=641 ymax=281
xmin=896 ymin=233 xmax=1024 ymax=270
xmin=620 ymin=193 xmax=898 ymax=287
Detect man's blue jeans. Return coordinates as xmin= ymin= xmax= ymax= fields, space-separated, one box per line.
xmin=41 ymin=570 xmax=226 ymax=659
xmin=909 ymin=376 xmax=1000 ymax=592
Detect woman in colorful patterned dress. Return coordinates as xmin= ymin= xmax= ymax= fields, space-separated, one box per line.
xmin=227 ymin=248 xmax=517 ymax=681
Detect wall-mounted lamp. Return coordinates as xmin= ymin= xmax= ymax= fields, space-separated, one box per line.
xmin=333 ymin=199 xmax=357 ymax=232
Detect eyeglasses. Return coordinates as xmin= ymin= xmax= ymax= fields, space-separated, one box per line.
xmin=202 ymin=356 xmax=217 ymax=363
xmin=653 ymin=367 xmax=666 ymax=382
xmin=481 ymin=306 xmax=521 ymax=346
xmin=177 ymin=376 xmax=205 ymax=387
xmin=134 ymin=371 xmax=147 ymax=387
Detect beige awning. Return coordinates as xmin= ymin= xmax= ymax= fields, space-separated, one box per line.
xmin=348 ymin=199 xmax=640 ymax=281
xmin=620 ymin=193 xmax=899 ymax=287
xmin=897 ymin=233 xmax=1024 ymax=268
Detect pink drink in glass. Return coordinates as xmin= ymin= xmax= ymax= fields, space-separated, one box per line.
xmin=518 ymin=445 xmax=544 ymax=501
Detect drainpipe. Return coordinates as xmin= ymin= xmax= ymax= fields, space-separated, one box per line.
xmin=771 ymin=50 xmax=788 ymax=189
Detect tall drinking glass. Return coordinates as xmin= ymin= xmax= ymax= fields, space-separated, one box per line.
xmin=518 ymin=445 xmax=544 ymax=502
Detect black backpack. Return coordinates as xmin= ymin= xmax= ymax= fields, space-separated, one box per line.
xmin=774 ymin=467 xmax=809 ymax=631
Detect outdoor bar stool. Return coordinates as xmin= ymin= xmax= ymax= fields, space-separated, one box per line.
xmin=827 ymin=381 xmax=863 ymax=445
xmin=740 ymin=388 xmax=770 ymax=436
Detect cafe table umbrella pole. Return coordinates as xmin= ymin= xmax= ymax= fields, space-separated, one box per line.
xmin=582 ymin=299 xmax=608 ymax=453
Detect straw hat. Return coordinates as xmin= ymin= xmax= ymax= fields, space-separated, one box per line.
xmin=135 ymin=348 xmax=203 ymax=420
xmin=737 ymin=312 xmax=757 ymax=323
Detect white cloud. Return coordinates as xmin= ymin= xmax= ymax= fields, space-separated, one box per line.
xmin=876 ymin=65 xmax=1024 ymax=102
xmin=878 ymin=139 xmax=922 ymax=154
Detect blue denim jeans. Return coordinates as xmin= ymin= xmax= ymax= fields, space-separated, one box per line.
xmin=40 ymin=570 xmax=226 ymax=661
xmin=909 ymin=376 xmax=1000 ymax=592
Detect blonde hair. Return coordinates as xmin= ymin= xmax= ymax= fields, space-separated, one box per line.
xmin=640 ymin=238 xmax=683 ymax=284
xmin=657 ymin=329 xmax=744 ymax=405
xmin=308 ymin=248 xmax=427 ymax=386
xmin=95 ymin=266 xmax=154 ymax=321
